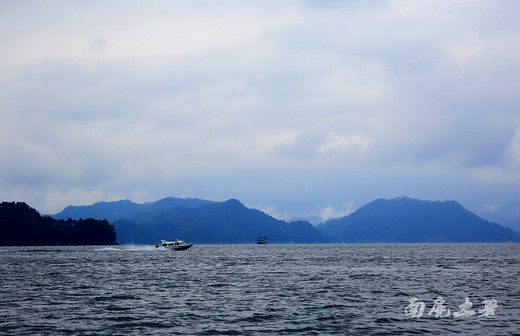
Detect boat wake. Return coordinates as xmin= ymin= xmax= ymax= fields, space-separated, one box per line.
xmin=94 ymin=246 xmax=160 ymax=252
xmin=123 ymin=245 xmax=160 ymax=252
xmin=94 ymin=247 xmax=122 ymax=251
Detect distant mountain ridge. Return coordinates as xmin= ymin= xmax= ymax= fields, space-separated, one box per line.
xmin=51 ymin=196 xmax=519 ymax=244
xmin=318 ymin=197 xmax=519 ymax=243
xmin=53 ymin=197 xmax=328 ymax=244
xmin=113 ymin=199 xmax=329 ymax=244
xmin=53 ymin=197 xmax=216 ymax=223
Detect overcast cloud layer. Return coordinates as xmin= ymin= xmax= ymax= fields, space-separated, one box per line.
xmin=1 ymin=1 xmax=520 ymax=223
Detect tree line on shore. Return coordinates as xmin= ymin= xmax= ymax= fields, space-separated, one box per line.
xmin=0 ymin=202 xmax=117 ymax=246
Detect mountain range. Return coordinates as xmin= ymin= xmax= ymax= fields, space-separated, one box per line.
xmin=51 ymin=196 xmax=519 ymax=244
xmin=318 ymin=197 xmax=518 ymax=243
xmin=111 ymin=199 xmax=329 ymax=244
xmin=53 ymin=197 xmax=216 ymax=223
xmin=55 ymin=198 xmax=328 ymax=244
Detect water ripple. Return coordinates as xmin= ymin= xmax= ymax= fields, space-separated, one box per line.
xmin=0 ymin=244 xmax=518 ymax=335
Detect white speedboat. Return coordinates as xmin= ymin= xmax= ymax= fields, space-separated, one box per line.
xmin=157 ymin=239 xmax=193 ymax=251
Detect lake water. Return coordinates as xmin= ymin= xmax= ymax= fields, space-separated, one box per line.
xmin=1 ymin=244 xmax=519 ymax=335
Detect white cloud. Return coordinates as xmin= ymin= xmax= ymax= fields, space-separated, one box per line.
xmin=1 ymin=1 xmax=520 ymax=221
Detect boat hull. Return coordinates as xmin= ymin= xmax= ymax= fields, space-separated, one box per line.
xmin=165 ymin=244 xmax=193 ymax=251
xmin=257 ymin=236 xmax=268 ymax=244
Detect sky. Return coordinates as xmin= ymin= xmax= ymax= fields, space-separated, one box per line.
xmin=1 ymin=1 xmax=520 ymax=225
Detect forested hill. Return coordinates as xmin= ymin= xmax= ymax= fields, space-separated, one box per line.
xmin=0 ymin=202 xmax=117 ymax=246
xmin=112 ymin=199 xmax=329 ymax=244
xmin=318 ymin=197 xmax=519 ymax=243
xmin=52 ymin=197 xmax=328 ymax=244
xmin=53 ymin=197 xmax=216 ymax=223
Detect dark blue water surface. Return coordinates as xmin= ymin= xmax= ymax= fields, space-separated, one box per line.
xmin=1 ymin=244 xmax=519 ymax=335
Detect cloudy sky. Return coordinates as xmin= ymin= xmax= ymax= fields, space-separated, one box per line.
xmin=1 ymin=1 xmax=519 ymax=224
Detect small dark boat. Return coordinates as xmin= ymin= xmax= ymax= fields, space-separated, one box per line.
xmin=257 ymin=235 xmax=268 ymax=244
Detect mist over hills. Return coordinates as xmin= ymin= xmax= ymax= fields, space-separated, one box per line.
xmin=503 ymin=216 xmax=520 ymax=233
xmin=318 ymin=197 xmax=519 ymax=243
